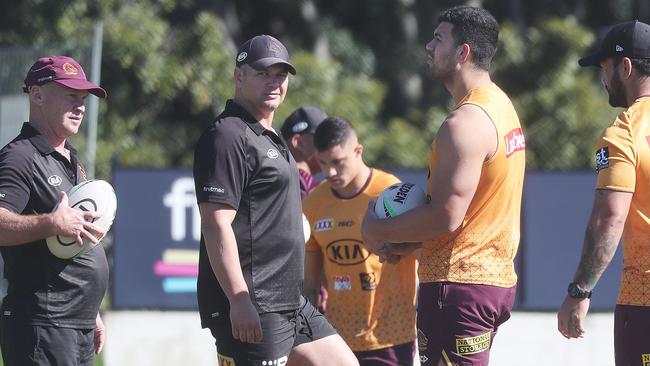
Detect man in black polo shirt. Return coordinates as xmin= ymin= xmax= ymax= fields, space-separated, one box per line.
xmin=0 ymin=56 xmax=109 ymax=365
xmin=193 ymin=35 xmax=358 ymax=366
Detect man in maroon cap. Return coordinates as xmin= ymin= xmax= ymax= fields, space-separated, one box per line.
xmin=194 ymin=35 xmax=358 ymax=366
xmin=0 ymin=55 xmax=109 ymax=365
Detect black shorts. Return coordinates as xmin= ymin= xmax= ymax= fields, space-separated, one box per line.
xmin=209 ymin=296 xmax=337 ymax=366
xmin=0 ymin=317 xmax=95 ymax=366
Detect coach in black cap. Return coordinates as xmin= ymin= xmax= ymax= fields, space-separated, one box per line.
xmin=236 ymin=34 xmax=297 ymax=75
xmin=193 ymin=35 xmax=357 ymax=365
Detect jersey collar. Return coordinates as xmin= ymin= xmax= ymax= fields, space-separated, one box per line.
xmin=21 ymin=122 xmax=76 ymax=157
xmin=222 ymin=100 xmax=267 ymax=136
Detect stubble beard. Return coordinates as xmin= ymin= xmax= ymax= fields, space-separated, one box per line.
xmin=607 ymin=73 xmax=628 ymax=108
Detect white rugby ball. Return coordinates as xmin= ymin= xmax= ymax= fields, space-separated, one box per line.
xmin=374 ymin=182 xmax=427 ymax=219
xmin=302 ymin=213 xmax=311 ymax=243
xmin=46 ymin=180 xmax=117 ymax=259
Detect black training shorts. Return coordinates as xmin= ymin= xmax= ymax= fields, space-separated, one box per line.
xmin=209 ymin=296 xmax=337 ymax=366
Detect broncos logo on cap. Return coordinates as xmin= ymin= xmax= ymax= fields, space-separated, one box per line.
xmin=62 ymin=62 xmax=78 ymax=75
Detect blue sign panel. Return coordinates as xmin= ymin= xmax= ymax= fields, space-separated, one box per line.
xmin=112 ymin=169 xmax=199 ymax=309
xmin=111 ymin=168 xmax=624 ymax=311
xmin=521 ymin=171 xmax=622 ymax=311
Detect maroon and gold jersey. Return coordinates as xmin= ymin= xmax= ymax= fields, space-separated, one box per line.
xmin=419 ymin=83 xmax=525 ymax=288
xmin=595 ymin=97 xmax=650 ymax=306
xmin=303 ymin=169 xmax=417 ymax=351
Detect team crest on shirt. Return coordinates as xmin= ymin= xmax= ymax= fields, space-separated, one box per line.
xmin=359 ymin=272 xmax=377 ymax=291
xmin=595 ymin=147 xmax=609 ymax=171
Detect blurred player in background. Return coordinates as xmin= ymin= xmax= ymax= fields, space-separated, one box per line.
xmin=281 ymin=106 xmax=327 ymax=198
xmin=557 ymin=20 xmax=650 ymax=366
xmin=303 ymin=116 xmax=418 ymax=366
xmin=281 ymin=106 xmax=330 ymax=312
xmin=194 ymin=34 xmax=357 ymax=366
xmin=362 ymin=6 xmax=525 ymax=365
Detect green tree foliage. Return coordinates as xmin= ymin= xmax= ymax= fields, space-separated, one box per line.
xmin=1 ymin=0 xmax=646 ymax=175
xmin=494 ymin=17 xmax=620 ymax=170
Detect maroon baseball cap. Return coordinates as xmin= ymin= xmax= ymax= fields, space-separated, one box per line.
xmin=23 ymin=56 xmax=107 ymax=98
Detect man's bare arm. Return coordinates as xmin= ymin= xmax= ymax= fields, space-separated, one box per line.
xmin=574 ymin=189 xmax=631 ymax=291
xmin=199 ymin=202 xmax=262 ymax=343
xmin=557 ymin=189 xmax=631 ymax=339
xmin=362 ymin=104 xmax=496 ymax=244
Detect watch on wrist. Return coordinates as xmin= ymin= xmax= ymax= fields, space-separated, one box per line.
xmin=567 ymin=282 xmax=592 ymax=299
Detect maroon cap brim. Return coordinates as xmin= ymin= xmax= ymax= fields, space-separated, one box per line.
xmin=54 ymin=79 xmax=107 ymax=98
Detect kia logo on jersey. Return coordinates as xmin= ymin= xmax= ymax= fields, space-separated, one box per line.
xmin=504 ymin=128 xmax=526 ymax=157
xmin=326 ymin=239 xmax=370 ymax=265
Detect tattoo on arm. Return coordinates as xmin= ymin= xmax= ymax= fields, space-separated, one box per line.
xmin=574 ymin=226 xmax=620 ymax=291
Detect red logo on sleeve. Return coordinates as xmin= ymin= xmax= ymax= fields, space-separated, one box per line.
xmin=504 ymin=128 xmax=526 ymax=157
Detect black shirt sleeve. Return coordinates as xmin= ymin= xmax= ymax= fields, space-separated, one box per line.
xmin=193 ymin=122 xmax=248 ymax=209
xmin=0 ymin=146 xmax=33 ymax=213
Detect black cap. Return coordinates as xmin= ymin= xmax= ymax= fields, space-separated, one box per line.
xmin=281 ymin=106 xmax=327 ymax=140
xmin=236 ymin=34 xmax=296 ymax=75
xmin=579 ymin=20 xmax=650 ymax=67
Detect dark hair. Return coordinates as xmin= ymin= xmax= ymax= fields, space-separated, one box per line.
xmin=612 ymin=56 xmax=650 ymax=76
xmin=437 ymin=6 xmax=499 ymax=70
xmin=313 ymin=117 xmax=354 ymax=152
xmin=632 ymin=58 xmax=650 ymax=76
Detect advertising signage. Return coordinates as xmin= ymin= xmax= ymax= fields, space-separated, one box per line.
xmin=111 ymin=168 xmax=621 ymax=311
xmin=112 ymin=169 xmax=200 ymax=309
